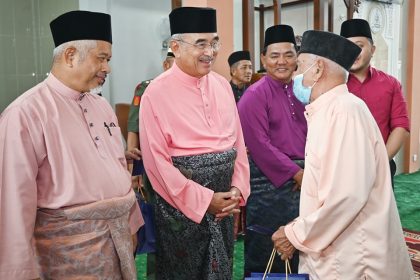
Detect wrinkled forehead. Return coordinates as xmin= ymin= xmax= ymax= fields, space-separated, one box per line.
xmin=182 ymin=32 xmax=219 ymax=42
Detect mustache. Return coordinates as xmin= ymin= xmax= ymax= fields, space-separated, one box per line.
xmin=199 ymin=55 xmax=214 ymax=63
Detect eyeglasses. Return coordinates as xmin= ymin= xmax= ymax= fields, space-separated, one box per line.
xmin=176 ymin=39 xmax=221 ymax=52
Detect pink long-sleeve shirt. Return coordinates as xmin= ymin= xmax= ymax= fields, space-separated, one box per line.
xmin=284 ymin=84 xmax=414 ymax=279
xmin=139 ymin=63 xmax=250 ymax=224
xmin=0 ymin=74 xmax=143 ymax=280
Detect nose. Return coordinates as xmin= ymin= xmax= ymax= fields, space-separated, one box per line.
xmin=203 ymin=46 xmax=215 ymax=56
xmin=277 ymin=55 xmax=287 ymax=65
xmin=103 ymin=60 xmax=111 ymax=74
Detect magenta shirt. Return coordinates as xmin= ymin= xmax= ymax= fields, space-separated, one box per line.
xmin=238 ymin=75 xmax=307 ymax=187
xmin=347 ymin=66 xmax=410 ymax=143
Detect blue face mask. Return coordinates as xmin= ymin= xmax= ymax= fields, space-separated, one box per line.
xmin=293 ymin=63 xmax=317 ymax=105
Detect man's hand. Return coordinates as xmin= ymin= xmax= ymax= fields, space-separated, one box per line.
xmin=125 ymin=148 xmax=142 ymax=161
xmin=292 ymin=169 xmax=304 ymax=192
xmin=272 ymin=226 xmax=296 ymax=261
xmin=131 ymin=175 xmax=142 ymax=190
xmin=208 ymin=188 xmax=241 ymax=221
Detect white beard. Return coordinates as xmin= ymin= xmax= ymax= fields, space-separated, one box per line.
xmin=88 ymin=86 xmax=103 ymax=95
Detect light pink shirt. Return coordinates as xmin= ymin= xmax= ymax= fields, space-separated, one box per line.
xmin=0 ymin=74 xmax=143 ymax=280
xmin=140 ymin=63 xmax=250 ymax=224
xmin=285 ymin=84 xmax=414 ymax=280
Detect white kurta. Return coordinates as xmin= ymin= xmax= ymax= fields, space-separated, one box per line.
xmin=285 ymin=84 xmax=414 ymax=280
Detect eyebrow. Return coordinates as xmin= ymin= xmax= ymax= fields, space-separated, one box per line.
xmin=270 ymin=50 xmax=295 ymax=55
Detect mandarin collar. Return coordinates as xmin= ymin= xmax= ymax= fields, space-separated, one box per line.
xmin=172 ymin=62 xmax=208 ymax=89
xmin=265 ymin=74 xmax=293 ymax=90
xmin=45 ymin=73 xmax=98 ymax=101
xmin=304 ymin=84 xmax=348 ymax=120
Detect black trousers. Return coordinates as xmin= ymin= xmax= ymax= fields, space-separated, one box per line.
xmin=390 ymin=159 xmax=396 ymax=190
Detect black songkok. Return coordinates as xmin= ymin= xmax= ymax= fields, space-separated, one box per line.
xmin=169 ymin=7 xmax=217 ymax=35
xmin=264 ymin=25 xmax=296 ymax=49
xmin=299 ymin=30 xmax=361 ymax=71
xmin=50 ymin=10 xmax=112 ymax=47
xmin=340 ymin=18 xmax=372 ymax=40
xmin=228 ymin=51 xmax=251 ymax=66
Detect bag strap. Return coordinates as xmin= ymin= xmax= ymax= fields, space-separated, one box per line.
xmin=262 ymin=248 xmax=292 ymax=280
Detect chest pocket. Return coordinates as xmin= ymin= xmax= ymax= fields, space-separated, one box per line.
xmin=101 ymin=126 xmax=124 ymax=162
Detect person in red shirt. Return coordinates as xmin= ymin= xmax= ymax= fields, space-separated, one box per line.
xmin=340 ymin=19 xmax=410 ymax=188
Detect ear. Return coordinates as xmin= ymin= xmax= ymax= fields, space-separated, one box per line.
xmin=371 ymin=44 xmax=376 ymax=57
xmin=63 ymin=47 xmax=77 ymax=67
xmin=313 ymin=59 xmax=324 ymax=82
xmin=260 ymin=53 xmax=266 ymax=69
xmin=170 ymin=41 xmax=181 ymax=58
xmin=162 ymin=60 xmax=169 ymax=71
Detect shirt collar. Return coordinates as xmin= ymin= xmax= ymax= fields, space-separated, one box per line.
xmin=172 ymin=62 xmax=207 ymax=89
xmin=304 ymin=84 xmax=348 ymax=120
xmin=46 ymin=73 xmax=98 ymax=101
xmin=348 ymin=65 xmax=373 ymax=84
xmin=265 ymin=74 xmax=293 ymax=90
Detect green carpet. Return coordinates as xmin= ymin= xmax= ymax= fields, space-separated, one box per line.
xmin=136 ymin=171 xmax=420 ymax=279
xmin=394 ymin=171 xmax=420 ymax=231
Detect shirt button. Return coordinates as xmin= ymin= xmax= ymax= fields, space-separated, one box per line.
xmin=291 ymin=103 xmax=294 ymax=106
xmin=95 ymin=136 xmax=99 ymax=141
xmin=89 ymin=123 xmax=94 ymax=127
xmin=292 ymin=112 xmax=295 ymax=115
xmin=83 ymin=108 xmax=88 ymax=113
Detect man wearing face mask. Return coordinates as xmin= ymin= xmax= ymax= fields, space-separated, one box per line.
xmin=140 ymin=7 xmax=250 ymax=279
xmin=340 ymin=19 xmax=409 ymax=188
xmin=272 ymin=30 xmax=414 ymax=280
xmin=237 ymin=24 xmax=307 ymax=275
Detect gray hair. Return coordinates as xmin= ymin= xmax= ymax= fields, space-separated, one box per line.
xmin=52 ymin=40 xmax=97 ymax=63
xmin=170 ymin=33 xmax=184 ymax=42
xmin=307 ymin=53 xmax=348 ymax=82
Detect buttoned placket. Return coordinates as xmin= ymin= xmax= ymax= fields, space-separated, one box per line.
xmin=198 ymin=79 xmax=214 ymax=127
xmin=78 ymin=94 xmax=107 ymax=158
xmin=284 ymin=84 xmax=297 ymax=120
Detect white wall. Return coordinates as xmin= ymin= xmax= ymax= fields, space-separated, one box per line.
xmin=79 ymin=0 xmax=171 ymax=106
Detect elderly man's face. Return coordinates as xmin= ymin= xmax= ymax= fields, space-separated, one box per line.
xmin=261 ymin=42 xmax=297 ymax=83
xmin=231 ymin=60 xmax=253 ymax=84
xmin=174 ymin=33 xmax=219 ymax=78
xmin=296 ymin=53 xmax=317 ymax=87
xmin=347 ymin=36 xmax=375 ymax=73
xmin=73 ymin=40 xmax=112 ymax=92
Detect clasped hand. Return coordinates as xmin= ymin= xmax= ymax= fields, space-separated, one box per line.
xmin=207 ymin=187 xmax=241 ymax=222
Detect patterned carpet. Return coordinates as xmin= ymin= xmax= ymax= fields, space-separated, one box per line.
xmin=136 ymin=171 xmax=420 ymax=279
xmin=404 ymin=228 xmax=420 ymax=279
